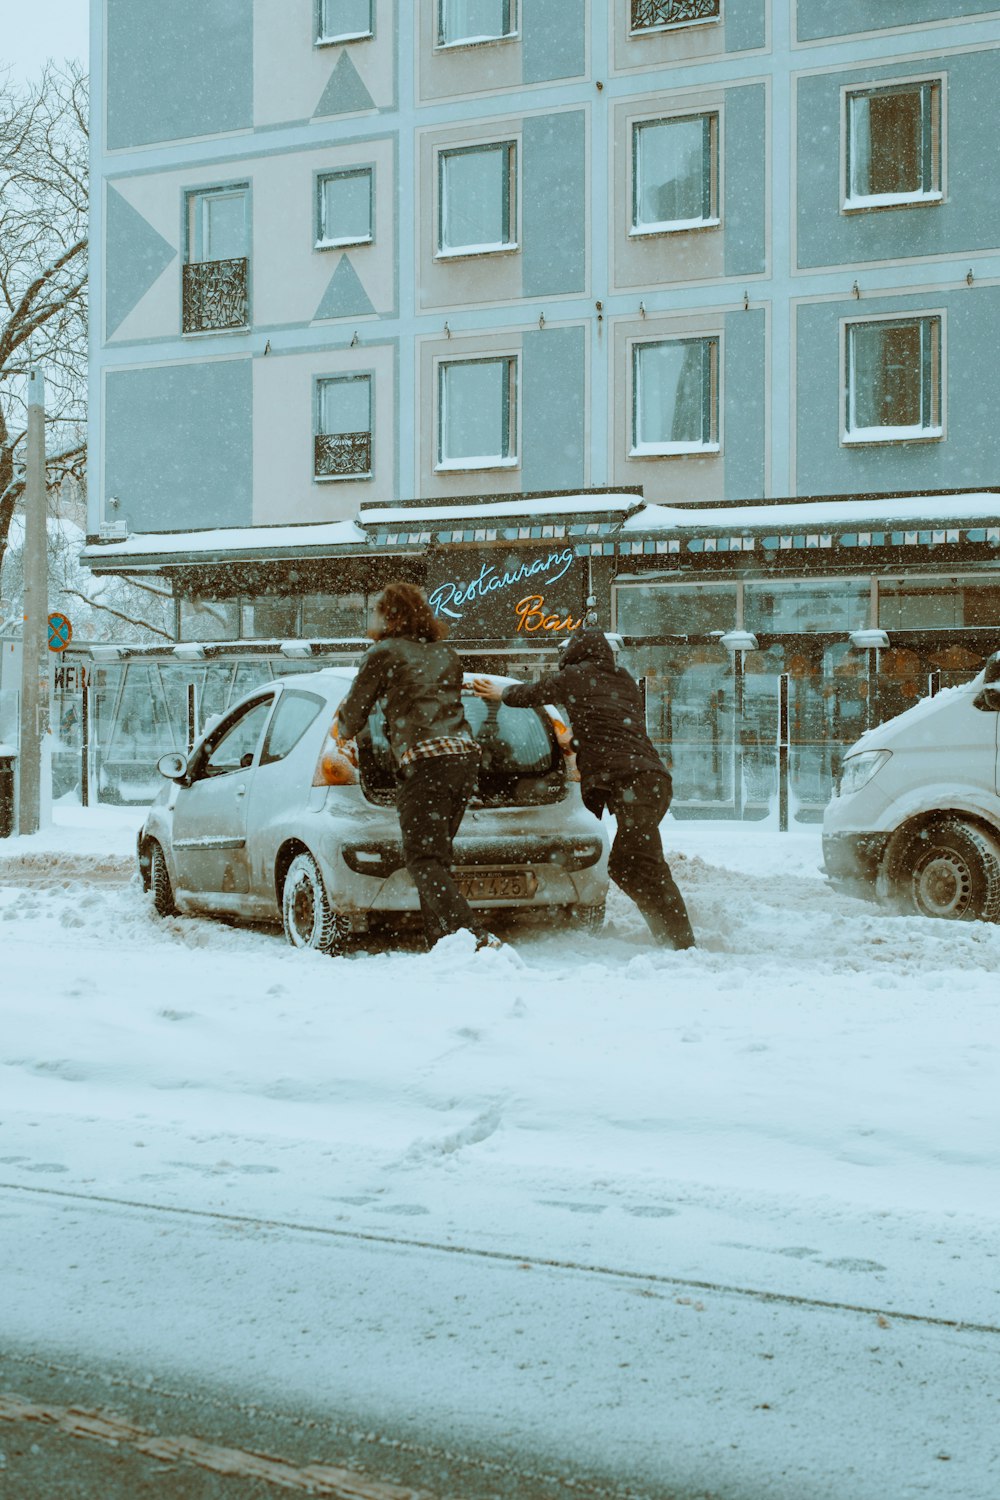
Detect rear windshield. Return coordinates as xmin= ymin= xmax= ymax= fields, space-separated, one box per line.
xmin=359 ymin=696 xmax=564 ymax=807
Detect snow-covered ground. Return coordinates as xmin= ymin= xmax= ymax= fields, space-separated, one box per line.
xmin=2 ymin=804 xmax=999 ymax=1495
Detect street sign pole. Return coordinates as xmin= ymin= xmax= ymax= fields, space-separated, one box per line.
xmin=17 ymin=367 xmax=49 ymax=835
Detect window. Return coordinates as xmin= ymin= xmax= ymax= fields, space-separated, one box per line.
xmin=316 ymin=169 xmax=373 ymax=248
xmin=241 ymin=599 xmax=300 ymax=639
xmin=203 ymin=698 xmax=274 ymax=778
xmin=315 ymin=375 xmax=372 ymax=479
xmin=183 ymin=185 xmax=250 ymax=333
xmin=845 ymin=81 xmax=941 ymax=208
xmin=437 ymin=356 xmax=517 ymax=469
xmin=316 ymin=0 xmax=372 ymax=43
xmin=438 ymin=0 xmax=515 ymax=46
xmin=845 ymin=317 xmax=941 ymax=442
xmin=261 ymin=692 xmax=325 ymax=766
xmin=632 ymin=338 xmax=719 ymax=454
xmin=632 ymin=114 xmax=717 ymax=233
xmin=743 ymin=581 xmax=870 ymax=635
xmin=438 ymin=142 xmax=516 ymax=255
xmin=631 ymin=0 xmax=719 ymax=33
xmin=616 ymin=583 xmax=736 ymax=635
xmin=878 ymin=578 xmax=1000 ymax=630
xmin=301 ymin=593 xmax=370 ymax=636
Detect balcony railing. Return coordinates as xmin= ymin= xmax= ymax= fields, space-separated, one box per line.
xmin=314 ymin=431 xmax=372 ymax=479
xmin=182 ymin=257 xmax=249 ymax=334
xmin=631 ymin=0 xmax=719 ymax=29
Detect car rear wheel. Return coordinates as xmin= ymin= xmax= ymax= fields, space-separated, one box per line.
xmin=282 ymin=852 xmax=349 ymax=954
xmin=900 ymin=819 xmax=1000 ymax=923
xmin=149 ymin=841 xmax=177 ymax=918
xmin=570 ymin=902 xmax=606 ymax=934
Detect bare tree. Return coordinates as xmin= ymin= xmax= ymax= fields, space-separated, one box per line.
xmin=0 ymin=62 xmax=88 ymax=577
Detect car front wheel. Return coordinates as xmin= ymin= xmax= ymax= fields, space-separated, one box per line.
xmin=282 ymin=852 xmax=349 ymax=954
xmin=900 ymin=819 xmax=1000 ymax=923
xmin=149 ymin=840 xmax=177 ymax=918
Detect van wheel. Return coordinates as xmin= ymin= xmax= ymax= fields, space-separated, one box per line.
xmin=149 ymin=841 xmax=177 ymax=918
xmin=900 ymin=820 xmax=1000 ymax=923
xmin=282 ymin=852 xmax=349 ymax=954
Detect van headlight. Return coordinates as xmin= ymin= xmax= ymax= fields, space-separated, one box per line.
xmin=838 ymin=749 xmax=891 ymax=796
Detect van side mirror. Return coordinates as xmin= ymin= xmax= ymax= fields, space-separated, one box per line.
xmin=972 ymin=652 xmax=1000 ymax=711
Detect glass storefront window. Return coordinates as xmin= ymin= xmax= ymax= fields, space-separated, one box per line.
xmin=301 ymin=592 xmax=368 ymax=637
xmin=743 ymin=579 xmax=869 ymax=634
xmin=615 ymin=583 xmax=737 ymax=636
xmin=242 ymin=599 xmax=300 ymax=639
xmin=179 ymin=597 xmax=239 ymax=642
xmin=878 ymin=578 xmax=1000 ymax=630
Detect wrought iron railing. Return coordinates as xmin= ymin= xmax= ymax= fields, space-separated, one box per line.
xmin=314 ymin=431 xmax=372 ymax=479
xmin=182 ymin=257 xmax=249 ymax=334
xmin=631 ymin=0 xmax=719 ymax=30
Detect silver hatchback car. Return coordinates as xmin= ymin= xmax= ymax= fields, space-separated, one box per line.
xmin=137 ymin=667 xmax=609 ymax=951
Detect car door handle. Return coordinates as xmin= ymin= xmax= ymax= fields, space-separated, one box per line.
xmin=235 ymin=784 xmax=247 ymax=798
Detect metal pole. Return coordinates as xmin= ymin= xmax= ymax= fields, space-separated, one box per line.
xmin=778 ymin=672 xmax=790 ymax=833
xmin=187 ymin=680 xmax=198 ymax=751
xmin=80 ymin=664 xmax=90 ymax=807
xmin=17 ymin=367 xmax=48 ymax=835
xmin=928 ymin=669 xmax=941 ymax=699
xmin=733 ymin=650 xmax=744 ymax=821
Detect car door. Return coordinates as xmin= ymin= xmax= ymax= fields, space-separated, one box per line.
xmin=170 ymin=693 xmax=276 ymax=907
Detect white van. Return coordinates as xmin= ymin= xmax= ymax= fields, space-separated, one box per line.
xmin=822 ymin=651 xmax=1000 ymax=922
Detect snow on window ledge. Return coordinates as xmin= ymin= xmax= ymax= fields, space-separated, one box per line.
xmin=315 ymin=30 xmax=373 ymax=45
xmin=842 ymin=425 xmax=943 ymax=446
xmin=629 ymin=441 xmax=721 ymax=458
xmin=435 ymin=243 xmax=519 ymax=260
xmin=842 ymin=190 xmax=943 ymax=213
xmin=435 ymin=457 xmax=519 ymax=473
xmin=435 ymin=33 xmax=519 ymax=49
xmin=314 ymin=470 xmax=373 ymax=483
xmin=629 ymin=16 xmax=720 ymax=38
xmin=315 ymin=235 xmax=373 ymax=251
xmin=629 ymin=216 xmax=719 ymax=237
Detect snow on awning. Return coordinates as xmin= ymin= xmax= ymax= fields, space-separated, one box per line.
xmin=81 ymin=518 xmax=369 ymax=572
xmin=358 ymin=489 xmax=643 ymax=550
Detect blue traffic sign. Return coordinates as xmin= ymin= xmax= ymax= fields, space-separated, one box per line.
xmin=47 ymin=613 xmax=73 ymax=652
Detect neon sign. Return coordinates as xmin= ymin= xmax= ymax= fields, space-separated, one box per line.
xmin=514 ymin=595 xmax=583 ymax=633
xmin=429 ymin=548 xmax=576 ymax=621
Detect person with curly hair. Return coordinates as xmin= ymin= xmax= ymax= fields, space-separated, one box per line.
xmin=336 ymin=582 xmax=499 ymax=952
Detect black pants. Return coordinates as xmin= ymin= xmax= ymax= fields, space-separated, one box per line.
xmin=396 ymin=752 xmax=481 ymax=947
xmin=604 ymin=771 xmax=696 ymax=950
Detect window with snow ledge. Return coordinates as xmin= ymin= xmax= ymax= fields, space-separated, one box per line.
xmin=631 ymin=0 xmax=720 ymax=34
xmin=183 ymin=184 xmax=250 ymax=334
xmin=844 ymin=80 xmax=941 ymax=212
xmin=316 ymin=168 xmax=373 ymax=250
xmin=437 ymin=141 xmax=517 ymax=257
xmin=316 ymin=0 xmax=373 ymax=43
xmin=844 ymin=316 xmax=942 ymax=445
xmin=437 ymin=0 xmax=516 ymax=47
xmin=437 ymin=356 xmax=518 ymax=470
xmin=630 ymin=337 xmax=719 ymax=456
xmin=315 ymin=374 xmax=373 ymax=480
xmin=631 ymin=113 xmax=718 ymax=235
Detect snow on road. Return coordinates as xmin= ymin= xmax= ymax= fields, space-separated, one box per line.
xmin=2 ymin=806 xmax=999 ymax=1322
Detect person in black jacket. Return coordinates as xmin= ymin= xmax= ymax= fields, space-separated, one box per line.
xmin=473 ymin=630 xmax=695 ymax=950
xmin=337 ymin=582 xmax=498 ymax=951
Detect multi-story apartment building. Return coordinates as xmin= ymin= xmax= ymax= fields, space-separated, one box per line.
xmin=84 ymin=1 xmax=1000 ymax=816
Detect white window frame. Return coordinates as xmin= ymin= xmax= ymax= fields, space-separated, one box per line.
xmin=315 ymin=373 xmax=374 ymax=482
xmin=315 ymin=0 xmax=374 ymax=45
xmin=435 ymin=354 xmax=519 ymax=471
xmin=629 ymin=335 xmax=721 ymax=457
xmin=186 ymin=183 xmax=250 ymax=265
xmin=436 ymin=140 xmax=518 ymax=259
xmin=436 ymin=0 xmax=517 ymax=48
xmin=315 ymin=167 xmax=374 ymax=250
xmin=842 ymin=312 xmax=944 ymax=446
xmin=842 ymin=76 xmax=944 ymax=213
xmin=630 ymin=111 xmax=720 ymax=236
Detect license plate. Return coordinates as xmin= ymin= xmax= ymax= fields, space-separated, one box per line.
xmin=454 ymin=867 xmax=539 ymax=902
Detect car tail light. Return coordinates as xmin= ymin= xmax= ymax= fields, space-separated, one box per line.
xmin=312 ymin=716 xmax=359 ymax=787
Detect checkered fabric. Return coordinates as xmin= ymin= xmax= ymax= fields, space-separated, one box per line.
xmin=398 ymin=735 xmax=480 ymax=769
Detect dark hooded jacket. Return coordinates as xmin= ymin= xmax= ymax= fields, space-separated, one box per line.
xmin=499 ymin=630 xmax=668 ymax=800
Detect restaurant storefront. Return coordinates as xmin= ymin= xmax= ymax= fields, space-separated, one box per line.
xmin=81 ymin=489 xmax=1000 ymax=820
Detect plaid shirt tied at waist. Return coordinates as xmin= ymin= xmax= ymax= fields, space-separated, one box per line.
xmin=398 ymin=734 xmax=481 ymax=770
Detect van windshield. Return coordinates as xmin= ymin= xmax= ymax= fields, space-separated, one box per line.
xmin=359 ymin=697 xmax=565 ymax=807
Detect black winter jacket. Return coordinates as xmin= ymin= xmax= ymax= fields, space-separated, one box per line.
xmin=336 ymin=636 xmax=474 ymax=764
xmin=500 ymin=630 xmax=668 ymax=801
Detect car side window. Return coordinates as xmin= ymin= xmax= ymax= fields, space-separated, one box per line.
xmin=260 ymin=691 xmax=325 ymax=767
xmin=202 ymin=697 xmax=275 ymax=778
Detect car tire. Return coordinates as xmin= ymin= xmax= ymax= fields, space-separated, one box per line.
xmin=282 ymin=852 xmax=348 ymax=954
xmin=899 ymin=819 xmax=1000 ymax=923
xmin=149 ymin=841 xmax=177 ymax=918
